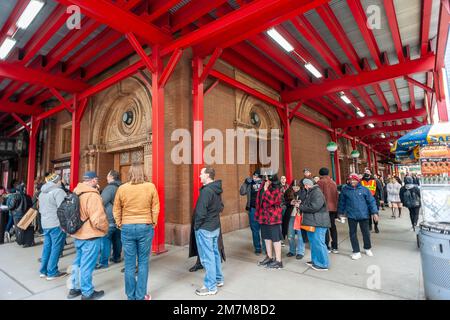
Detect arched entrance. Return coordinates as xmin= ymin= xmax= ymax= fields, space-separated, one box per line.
xmin=86 ymin=76 xmax=152 ymax=186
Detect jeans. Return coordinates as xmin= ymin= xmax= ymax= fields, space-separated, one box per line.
xmin=6 ymin=213 xmax=13 ymax=232
xmin=307 ymin=227 xmax=329 ymax=268
xmin=409 ymin=207 xmax=420 ymax=227
xmin=248 ymin=208 xmax=266 ymax=253
xmin=70 ymin=238 xmax=102 ymax=297
xmin=195 ymin=228 xmax=224 ymax=292
xmin=39 ymin=227 xmax=66 ymax=277
xmin=98 ymin=225 xmax=122 ymax=266
xmin=122 ymin=224 xmax=154 ymax=300
xmin=325 ymin=212 xmax=338 ymax=250
xmin=287 ymin=216 xmax=305 ymax=255
xmin=348 ymin=219 xmax=371 ymax=253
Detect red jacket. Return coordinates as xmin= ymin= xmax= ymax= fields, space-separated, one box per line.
xmin=317 ymin=176 xmax=338 ymax=212
xmin=255 ymin=185 xmax=282 ymax=225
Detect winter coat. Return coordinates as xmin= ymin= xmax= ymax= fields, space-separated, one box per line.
xmin=386 ymin=182 xmax=401 ymax=203
xmin=7 ymin=185 xmax=31 ymax=219
xmin=317 ymin=176 xmax=338 ymax=212
xmin=255 ymin=185 xmax=282 ymax=225
xmin=189 ymin=211 xmax=226 ymax=261
xmin=338 ymin=183 xmax=378 ymax=220
xmin=38 ymin=182 xmax=67 ymax=229
xmin=113 ymin=182 xmax=160 ymax=228
xmin=300 ymin=185 xmax=331 ymax=228
xmin=239 ymin=177 xmax=263 ymax=210
xmin=101 ymin=180 xmax=121 ymax=226
xmin=72 ymin=183 xmax=108 ymax=240
xmin=194 ymin=180 xmax=224 ymax=231
xmin=400 ymin=184 xmax=421 ymax=208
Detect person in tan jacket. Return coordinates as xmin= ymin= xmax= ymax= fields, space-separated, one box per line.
xmin=113 ymin=163 xmax=160 ymax=300
xmin=67 ymin=171 xmax=108 ymax=301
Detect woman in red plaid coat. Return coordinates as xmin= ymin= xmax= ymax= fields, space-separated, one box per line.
xmin=255 ymin=174 xmax=284 ymax=269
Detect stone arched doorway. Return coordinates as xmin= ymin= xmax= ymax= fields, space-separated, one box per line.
xmin=86 ymin=76 xmax=152 ymax=185
xmin=235 ymin=93 xmax=282 ymax=176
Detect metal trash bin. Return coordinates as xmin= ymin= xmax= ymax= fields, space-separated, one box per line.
xmin=418 ymin=222 xmax=450 ymax=300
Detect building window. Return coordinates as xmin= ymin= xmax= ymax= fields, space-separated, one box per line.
xmin=61 ymin=127 xmax=72 ymax=154
xmin=250 ymin=111 xmax=261 ymax=128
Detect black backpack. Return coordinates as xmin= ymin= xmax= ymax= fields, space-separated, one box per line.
xmin=403 ymin=188 xmax=421 ymax=208
xmin=57 ymin=192 xmax=86 ymax=235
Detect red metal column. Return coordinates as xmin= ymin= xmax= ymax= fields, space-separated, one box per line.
xmin=366 ymin=146 xmax=372 ymax=171
xmin=193 ymin=56 xmax=204 ymax=206
xmin=70 ymin=102 xmax=80 ymax=191
xmin=151 ymin=46 xmax=166 ymax=254
xmin=373 ymin=150 xmax=379 ymax=174
xmin=26 ymin=117 xmax=41 ymax=196
xmin=283 ymin=106 xmax=293 ymax=183
xmin=331 ymin=130 xmax=341 ymax=185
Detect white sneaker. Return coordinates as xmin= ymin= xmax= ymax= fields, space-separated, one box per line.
xmin=331 ymin=249 xmax=339 ymax=254
xmin=351 ymin=252 xmax=362 ymax=260
xmin=364 ymin=249 xmax=373 ymax=257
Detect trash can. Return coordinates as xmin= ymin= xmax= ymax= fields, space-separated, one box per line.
xmin=418 ymin=222 xmax=450 ymax=300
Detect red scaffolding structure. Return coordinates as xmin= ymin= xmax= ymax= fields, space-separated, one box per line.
xmin=0 ymin=0 xmax=449 ymax=253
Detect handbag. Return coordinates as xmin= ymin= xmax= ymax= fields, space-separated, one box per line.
xmin=293 ymin=212 xmax=302 ymax=230
xmin=17 ymin=208 xmax=38 ymax=230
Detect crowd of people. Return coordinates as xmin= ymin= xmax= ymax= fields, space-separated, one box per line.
xmin=0 ymin=163 xmax=422 ymax=298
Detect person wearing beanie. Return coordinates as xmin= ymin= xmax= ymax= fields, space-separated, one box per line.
xmin=299 ymin=178 xmax=331 ymax=271
xmin=38 ymin=173 xmax=68 ymax=280
xmin=317 ymin=167 xmax=339 ymax=254
xmin=400 ymin=176 xmax=421 ymax=231
xmin=239 ymin=169 xmax=265 ymax=255
xmin=338 ymin=174 xmax=379 ymax=260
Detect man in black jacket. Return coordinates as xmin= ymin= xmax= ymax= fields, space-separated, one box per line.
xmin=194 ymin=167 xmax=224 ymax=296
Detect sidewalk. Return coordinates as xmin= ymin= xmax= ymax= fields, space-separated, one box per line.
xmin=0 ymin=208 xmax=424 ymax=300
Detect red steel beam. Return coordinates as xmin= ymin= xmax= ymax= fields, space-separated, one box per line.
xmin=282 ymin=55 xmax=435 ymax=102
xmin=10 ymin=113 xmax=30 ymax=132
xmin=55 ymin=0 xmax=171 ymax=45
xmin=0 ymin=0 xmax=29 ymax=45
xmin=0 ymin=100 xmax=43 ymax=116
xmin=361 ymin=58 xmax=390 ymax=113
xmin=420 ymin=0 xmax=433 ymax=56
xmin=351 ymin=123 xmax=421 ymax=137
xmin=159 ymin=49 xmax=183 ymax=88
xmin=145 ymin=0 xmax=180 ymax=22
xmin=383 ymin=0 xmax=405 ymax=63
xmin=170 ymin=0 xmax=228 ymax=32
xmin=383 ymin=53 xmax=403 ymax=110
xmin=404 ymin=75 xmax=434 ymax=93
xmin=0 ymin=62 xmax=88 ymax=93
xmin=332 ymin=107 xmax=427 ymax=128
xmin=309 ymin=99 xmax=340 ymax=120
xmin=163 ymin=0 xmax=330 ymax=56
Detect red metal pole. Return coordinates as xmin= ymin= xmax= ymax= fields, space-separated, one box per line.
xmin=193 ymin=56 xmax=204 ymax=207
xmin=70 ymin=98 xmax=80 ymax=191
xmin=366 ymin=146 xmax=372 ymax=172
xmin=26 ymin=117 xmax=41 ymax=196
xmin=374 ymin=150 xmax=379 ymax=175
xmin=332 ymin=130 xmax=341 ymax=185
xmin=283 ymin=106 xmax=293 ymax=183
xmin=151 ymin=46 xmax=166 ymax=254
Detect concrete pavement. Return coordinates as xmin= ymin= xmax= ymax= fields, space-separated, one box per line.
xmin=0 ymin=207 xmax=424 ymax=300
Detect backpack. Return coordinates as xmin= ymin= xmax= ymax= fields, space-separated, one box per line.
xmin=57 ymin=192 xmax=86 ymax=235
xmin=403 ymin=188 xmax=420 ymax=208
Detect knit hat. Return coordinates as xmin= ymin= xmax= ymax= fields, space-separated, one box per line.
xmin=303 ymin=179 xmax=314 ymax=187
xmin=319 ymin=167 xmax=329 ymax=176
xmin=45 ymin=173 xmax=61 ymax=184
xmin=404 ymin=176 xmax=413 ymax=184
xmin=348 ymin=173 xmax=361 ymax=182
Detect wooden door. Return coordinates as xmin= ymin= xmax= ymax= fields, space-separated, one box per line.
xmin=120 ymin=165 xmax=131 ymax=182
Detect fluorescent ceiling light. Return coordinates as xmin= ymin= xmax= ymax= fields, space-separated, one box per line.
xmin=368 ymin=123 xmax=375 ymax=128
xmin=0 ymin=37 xmax=17 ymax=60
xmin=304 ymin=63 xmax=322 ymax=78
xmin=356 ymin=109 xmax=365 ymax=118
xmin=380 ymin=133 xmax=386 ymax=138
xmin=16 ymin=0 xmax=45 ymax=30
xmin=340 ymin=94 xmax=352 ymax=104
xmin=267 ymin=28 xmax=293 ymax=52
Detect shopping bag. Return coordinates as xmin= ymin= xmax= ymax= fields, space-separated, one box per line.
xmin=293 ymin=214 xmax=302 ymax=230
xmin=17 ymin=208 xmax=38 ymax=230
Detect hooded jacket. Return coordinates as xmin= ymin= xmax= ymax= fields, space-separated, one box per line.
xmin=300 ymin=185 xmax=331 ymax=228
xmin=7 ymin=184 xmax=31 ymax=219
xmin=399 ymin=177 xmax=421 ymax=208
xmin=101 ymin=180 xmax=121 ymax=226
xmin=72 ymin=182 xmax=108 ymax=240
xmin=38 ymin=181 xmax=67 ymax=229
xmin=194 ymin=180 xmax=224 ymax=231
xmin=338 ymin=183 xmax=378 ymax=220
